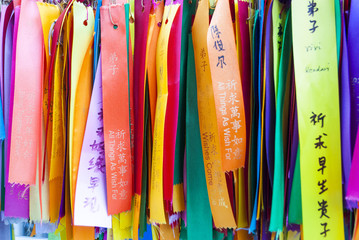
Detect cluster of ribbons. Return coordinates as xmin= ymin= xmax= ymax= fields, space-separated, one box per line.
xmin=0 ymin=0 xmax=357 ymax=239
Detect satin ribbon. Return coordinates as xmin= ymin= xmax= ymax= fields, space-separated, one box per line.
xmin=147 ymin=1 xmax=164 ymax=133
xmin=1 ymin=2 xmax=13 ymax=211
xmin=4 ymin=6 xmax=29 ymax=218
xmin=8 ymin=0 xmax=43 ymax=185
xmin=101 ymin=1 xmax=132 ymax=214
xmin=207 ymin=0 xmax=246 ymax=171
xmin=269 ymin=7 xmax=291 ymax=233
xmin=292 ymin=0 xmax=344 ymax=238
xmin=133 ymin=0 xmax=152 ymax=234
xmin=340 ymin=0 xmax=355 ymax=208
xmin=346 ymin=0 xmax=359 ymax=203
xmin=69 ymin=1 xmax=94 ymax=215
xmin=173 ymin=0 xmax=196 ymax=211
xmin=162 ymin=0 xmax=182 ymax=208
xmin=149 ymin=2 xmax=180 ymax=224
xmin=186 ymin=32 xmax=213 ymax=240
xmin=192 ymin=0 xmax=236 ymax=228
xmin=74 ymin=56 xmax=111 ymax=228
xmin=93 ymin=0 xmax=102 ymax=80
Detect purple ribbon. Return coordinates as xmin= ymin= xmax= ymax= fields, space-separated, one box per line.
xmin=341 ymin=2 xmax=356 ymax=208
xmin=265 ymin=1 xmax=274 ymax=185
xmin=4 ymin=6 xmax=29 ymax=219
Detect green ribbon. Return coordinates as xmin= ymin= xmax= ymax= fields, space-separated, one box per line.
xmin=288 ymin=144 xmax=302 ymax=224
xmin=139 ymin=83 xmax=149 ymax=238
xmin=270 ymin=8 xmax=292 ymax=232
xmin=185 ymin=33 xmax=212 ymax=240
xmin=173 ymin=0 xmax=197 ymax=185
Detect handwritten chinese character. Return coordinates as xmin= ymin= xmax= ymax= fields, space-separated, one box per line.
xmin=211 ymin=143 xmax=218 ymax=155
xmin=200 ymin=48 xmax=206 ymax=59
xmin=88 ymin=177 xmax=100 ymax=191
xmin=98 ymin=108 xmax=103 ymax=121
xmin=318 ymin=179 xmax=328 ymax=194
xmin=309 ymin=20 xmax=319 ymax=33
xmin=315 ymin=133 xmax=327 ymax=149
xmin=318 ymin=156 xmax=326 ymax=175
xmin=208 ymin=132 xmax=215 ymax=142
xmin=214 ymin=39 xmax=225 ymax=51
xmin=310 ymin=112 xmax=326 ymax=127
xmin=216 ymin=56 xmax=226 ymax=68
xmin=96 ymin=127 xmax=104 ymax=137
xmin=18 ymin=186 xmax=29 ymax=201
xmin=278 ymin=23 xmax=283 ymax=37
xmin=90 ymin=140 xmax=105 ymax=152
xmin=210 ymin=25 xmax=221 ymax=39
xmin=307 ymin=0 xmax=318 ymax=17
xmin=278 ymin=40 xmax=282 ymax=52
xmin=320 ymin=222 xmax=330 ymax=237
xmin=318 ymin=199 xmax=329 ymax=219
xmin=83 ymin=197 xmax=99 ymax=213
xmin=88 ymin=156 xmax=106 ymax=173
xmin=201 ymin=61 xmax=207 ymax=72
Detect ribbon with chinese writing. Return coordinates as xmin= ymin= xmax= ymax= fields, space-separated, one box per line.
xmin=207 ymin=0 xmax=246 ymax=172
xmin=186 ymin=32 xmax=213 ymax=240
xmin=101 ymin=1 xmax=132 ymax=214
xmin=192 ymin=0 xmax=236 ymax=228
xmin=69 ymin=1 xmax=94 ymax=216
xmin=292 ymin=0 xmax=345 ymax=238
xmin=74 ymin=56 xmax=111 ymax=228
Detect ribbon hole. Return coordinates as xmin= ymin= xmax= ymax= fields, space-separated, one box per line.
xmin=83 ymin=20 xmax=88 ymax=26
xmin=113 ymin=24 xmax=118 ymax=29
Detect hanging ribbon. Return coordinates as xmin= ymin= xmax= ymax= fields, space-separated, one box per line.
xmin=4 ymin=4 xmax=29 ymax=219
xmin=207 ymin=0 xmax=246 ymax=171
xmin=9 ymin=0 xmax=43 ymax=185
xmin=292 ymin=0 xmax=344 ymax=238
xmin=269 ymin=7 xmax=291 ymax=233
xmin=74 ymin=56 xmax=111 ymax=228
xmin=192 ymin=0 xmax=236 ymax=228
xmin=149 ymin=1 xmax=180 ymax=224
xmin=101 ymin=1 xmax=132 ymax=215
xmin=186 ymin=32 xmax=213 ymax=240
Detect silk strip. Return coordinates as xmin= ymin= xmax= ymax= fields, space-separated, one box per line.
xmin=149 ymin=2 xmax=180 ymax=224
xmin=9 ymin=0 xmax=43 ymax=185
xmin=292 ymin=0 xmax=344 ymax=238
xmin=207 ymin=0 xmax=246 ymax=171
xmin=69 ymin=2 xmax=94 ymax=214
xmin=101 ymin=3 xmax=132 ymax=214
xmin=192 ymin=0 xmax=236 ymax=228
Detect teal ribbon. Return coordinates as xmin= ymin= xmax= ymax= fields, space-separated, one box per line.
xmin=185 ymin=33 xmax=212 ymax=240
xmin=269 ymin=8 xmax=292 ymax=232
xmin=174 ymin=0 xmax=197 ymax=186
